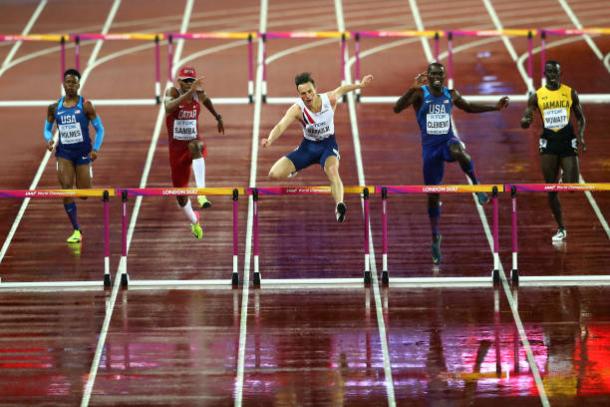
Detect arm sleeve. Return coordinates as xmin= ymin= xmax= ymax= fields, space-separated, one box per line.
xmin=43 ymin=120 xmax=54 ymax=142
xmin=91 ymin=116 xmax=105 ymax=151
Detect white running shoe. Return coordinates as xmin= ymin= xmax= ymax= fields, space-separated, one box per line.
xmin=551 ymin=227 xmax=567 ymax=242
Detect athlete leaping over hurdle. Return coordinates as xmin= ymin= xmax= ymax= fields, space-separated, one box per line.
xmin=261 ymin=72 xmax=374 ymax=223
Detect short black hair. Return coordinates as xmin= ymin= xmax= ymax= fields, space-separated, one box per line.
xmin=545 ymin=60 xmax=560 ymax=69
xmin=295 ymin=72 xmax=315 ymax=88
xmin=64 ymin=68 xmax=81 ymax=81
xmin=427 ymin=62 xmax=445 ymax=73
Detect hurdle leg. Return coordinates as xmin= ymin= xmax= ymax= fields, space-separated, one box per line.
xmin=232 ymin=189 xmax=239 ymax=287
xmin=363 ymin=188 xmax=371 ymax=284
xmin=120 ymin=190 xmax=129 ymax=287
xmin=510 ymin=186 xmax=519 ymax=285
xmin=491 ymin=186 xmax=501 ymax=286
xmin=252 ymin=189 xmax=261 ymax=286
xmin=103 ymin=190 xmax=111 ymax=287
xmin=381 ymin=187 xmax=389 ymax=285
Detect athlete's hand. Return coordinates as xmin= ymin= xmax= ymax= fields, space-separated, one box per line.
xmin=578 ymin=137 xmax=586 ymax=153
xmin=192 ymin=76 xmax=205 ymax=92
xmin=260 ymin=138 xmax=271 ymax=148
xmin=413 ymin=71 xmax=428 ymax=87
xmin=360 ymin=74 xmax=374 ymax=88
xmin=496 ymin=96 xmax=510 ymax=110
xmin=46 ymin=140 xmax=55 ymax=152
xmin=217 ymin=116 xmax=225 ymax=134
xmin=90 ymin=150 xmax=98 ymax=161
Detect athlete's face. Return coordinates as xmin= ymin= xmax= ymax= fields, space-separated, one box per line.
xmin=544 ymin=63 xmax=561 ymax=90
xmin=63 ymin=75 xmax=80 ymax=97
xmin=427 ymin=66 xmax=445 ymax=91
xmin=297 ymin=82 xmax=316 ymax=108
xmin=179 ymin=78 xmax=196 ymax=92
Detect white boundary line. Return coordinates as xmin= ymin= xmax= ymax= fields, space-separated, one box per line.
xmin=79 ymin=2 xmax=195 ymax=405
xmin=557 ymin=0 xmax=604 ymax=60
xmin=336 ymin=1 xmax=396 ymax=406
xmin=0 ymin=0 xmax=48 ymax=77
xmin=408 ymin=0 xmax=550 ymax=405
xmin=235 ymin=1 xmax=267 ymax=405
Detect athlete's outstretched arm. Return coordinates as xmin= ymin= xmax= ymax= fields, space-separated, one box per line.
xmin=520 ymin=93 xmax=538 ymax=129
xmin=571 ymin=89 xmax=586 ymax=152
xmin=328 ymin=74 xmax=374 ymax=104
xmin=198 ymin=90 xmax=224 ymax=134
xmin=453 ymin=90 xmax=509 ymax=113
xmin=44 ymin=103 xmax=57 ymax=151
xmin=393 ymin=72 xmax=427 ymax=113
xmin=260 ymin=104 xmax=301 ymax=148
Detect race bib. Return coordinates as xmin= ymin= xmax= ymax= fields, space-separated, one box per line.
xmin=542 ymin=108 xmax=568 ymax=131
xmin=426 ymin=113 xmax=450 ymax=135
xmin=58 ymin=123 xmax=84 ymax=145
xmin=173 ymin=119 xmax=197 ymax=140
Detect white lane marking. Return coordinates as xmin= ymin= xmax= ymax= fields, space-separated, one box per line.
xmin=0 ymin=0 xmax=48 ymax=77
xmin=336 ymin=0 xmax=396 ymax=406
xmin=409 ymin=0 xmax=548 ymax=405
xmin=235 ymin=1 xmax=268 ymax=405
xmin=80 ymin=1 xmax=195 ymax=405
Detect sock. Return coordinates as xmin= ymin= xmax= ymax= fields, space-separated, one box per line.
xmin=460 ymin=160 xmax=479 ymax=184
xmin=192 ymin=158 xmax=206 ymax=188
xmin=64 ymin=202 xmax=80 ymax=231
xmin=181 ymin=199 xmax=198 ymax=224
xmin=428 ymin=205 xmax=441 ymax=239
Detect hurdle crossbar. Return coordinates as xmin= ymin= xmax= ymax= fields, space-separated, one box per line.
xmin=167 ymin=32 xmax=256 ymax=103
xmin=507 ymin=183 xmax=610 ymax=285
xmin=249 ymin=185 xmax=374 ymax=287
xmin=118 ymin=187 xmax=244 ymax=288
xmin=377 ymin=184 xmax=503 ymax=285
xmin=71 ymin=33 xmax=163 ymax=103
xmin=261 ymin=31 xmax=349 ymax=102
xmin=0 ymin=188 xmax=114 ymax=289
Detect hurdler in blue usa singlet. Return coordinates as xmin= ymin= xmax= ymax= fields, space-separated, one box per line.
xmin=54 ymin=96 xmax=92 ymax=162
xmin=416 ymin=85 xmax=455 ymax=147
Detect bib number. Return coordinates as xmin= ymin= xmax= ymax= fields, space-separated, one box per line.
xmin=426 ymin=113 xmax=450 ymax=135
xmin=173 ymin=119 xmax=197 ymax=140
xmin=58 ymin=123 xmax=84 ymax=145
xmin=543 ymin=108 xmax=568 ymax=130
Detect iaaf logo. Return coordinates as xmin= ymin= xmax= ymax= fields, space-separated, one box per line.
xmin=25 ymin=190 xmax=70 ymax=197
xmin=543 ymin=185 xmax=588 ymax=192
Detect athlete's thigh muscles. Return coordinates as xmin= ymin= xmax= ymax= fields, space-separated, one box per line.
xmin=560 ymin=155 xmax=579 ymax=183
xmin=56 ymin=157 xmax=76 ymax=188
xmin=540 ymin=154 xmax=560 ymax=182
xmin=75 ymin=163 xmax=92 ymax=189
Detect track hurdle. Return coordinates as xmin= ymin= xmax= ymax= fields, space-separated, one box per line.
xmin=447 ymin=29 xmax=535 ymax=91
xmin=72 ymin=33 xmax=163 ymax=103
xmin=0 ymin=188 xmax=114 ymax=289
xmin=378 ymin=184 xmax=502 ymax=286
xmin=0 ymin=34 xmax=66 ymax=91
xmin=540 ymin=28 xmax=610 ymax=89
xmin=262 ymin=31 xmax=349 ymax=103
xmin=167 ymin=32 xmax=255 ymax=103
xmin=118 ymin=187 xmax=243 ymax=288
xmin=250 ymin=185 xmax=374 ymax=287
xmin=508 ymin=183 xmax=610 ymax=287
xmin=353 ymin=30 xmax=441 ymax=100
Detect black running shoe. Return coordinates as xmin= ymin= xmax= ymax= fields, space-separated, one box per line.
xmin=335 ymin=202 xmax=347 ymax=223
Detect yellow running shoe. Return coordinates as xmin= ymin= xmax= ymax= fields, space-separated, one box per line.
xmin=191 ymin=213 xmax=203 ymax=239
xmin=66 ymin=229 xmax=82 ymax=243
xmin=197 ymin=195 xmax=212 ymax=209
